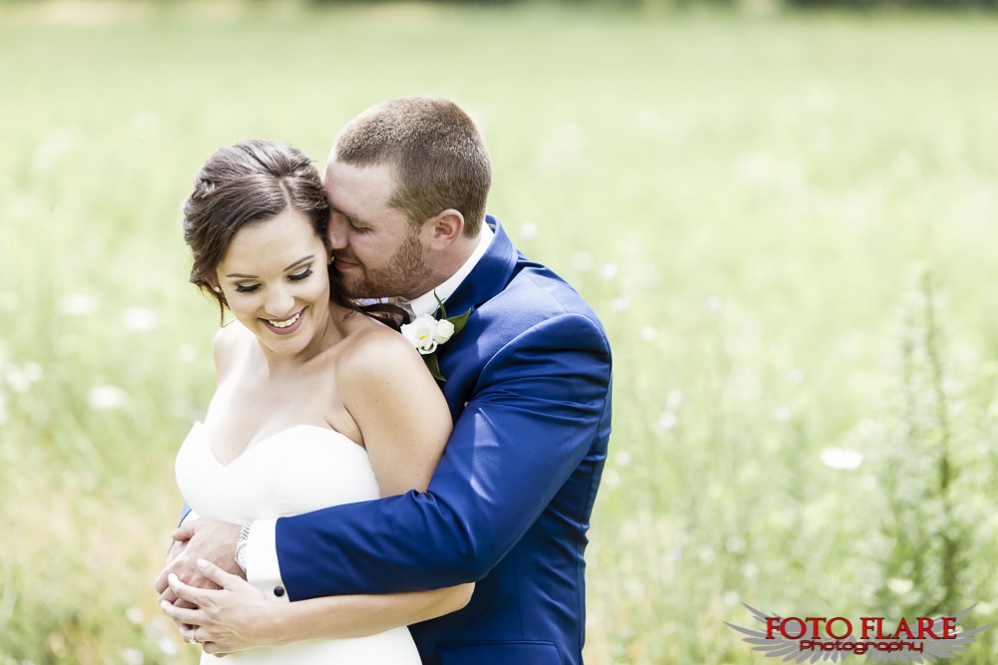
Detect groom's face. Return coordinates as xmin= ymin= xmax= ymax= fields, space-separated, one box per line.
xmin=323 ymin=160 xmax=431 ymax=300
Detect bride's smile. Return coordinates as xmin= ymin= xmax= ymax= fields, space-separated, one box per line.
xmin=214 ymin=206 xmax=332 ymax=359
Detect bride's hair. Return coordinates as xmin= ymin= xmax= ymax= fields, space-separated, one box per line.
xmin=182 ymin=139 xmax=407 ymax=329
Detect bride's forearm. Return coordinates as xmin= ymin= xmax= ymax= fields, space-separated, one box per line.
xmin=265 ymin=583 xmax=474 ymax=646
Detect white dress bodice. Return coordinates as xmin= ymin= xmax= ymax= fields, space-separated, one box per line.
xmin=175 ymin=422 xmax=422 ymax=664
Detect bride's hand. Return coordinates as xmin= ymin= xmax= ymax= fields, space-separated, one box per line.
xmin=161 ymin=559 xmax=278 ymax=656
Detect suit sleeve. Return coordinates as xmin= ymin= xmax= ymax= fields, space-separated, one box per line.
xmin=274 ymin=312 xmax=612 ymax=599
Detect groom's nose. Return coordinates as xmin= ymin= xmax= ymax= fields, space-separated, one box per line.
xmin=327 ymin=213 xmax=348 ymax=251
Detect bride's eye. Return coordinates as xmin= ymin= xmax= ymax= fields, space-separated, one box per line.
xmin=235 ymin=284 xmax=259 ymax=293
xmin=289 ymin=268 xmax=313 ymax=282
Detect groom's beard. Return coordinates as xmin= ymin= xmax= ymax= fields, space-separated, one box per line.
xmin=336 ymin=228 xmax=430 ymax=300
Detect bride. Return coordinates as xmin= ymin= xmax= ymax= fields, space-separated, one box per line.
xmin=160 ymin=139 xmax=469 ymax=661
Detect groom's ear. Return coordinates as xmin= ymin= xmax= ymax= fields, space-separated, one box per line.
xmin=424 ymin=209 xmax=465 ymax=250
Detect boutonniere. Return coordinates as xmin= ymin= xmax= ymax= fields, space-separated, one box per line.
xmin=400 ymin=292 xmax=471 ymax=381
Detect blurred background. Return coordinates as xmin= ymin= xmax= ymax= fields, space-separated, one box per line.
xmin=2 ymin=0 xmax=998 ymax=663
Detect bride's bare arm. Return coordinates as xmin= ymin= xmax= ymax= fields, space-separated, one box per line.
xmin=162 ymin=325 xmax=472 ymax=655
xmin=164 ymin=561 xmax=471 ymax=654
xmin=340 ymin=325 xmax=453 ymax=496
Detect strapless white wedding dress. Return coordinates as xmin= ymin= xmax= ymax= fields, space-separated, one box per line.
xmin=175 ymin=422 xmax=422 ymax=664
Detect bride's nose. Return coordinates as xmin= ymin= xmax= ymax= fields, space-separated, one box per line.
xmin=263 ymin=285 xmax=296 ymax=319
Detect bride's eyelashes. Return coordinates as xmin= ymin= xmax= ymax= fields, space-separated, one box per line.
xmin=233 ymin=267 xmax=314 ymax=294
xmin=288 ymin=267 xmax=313 ymax=281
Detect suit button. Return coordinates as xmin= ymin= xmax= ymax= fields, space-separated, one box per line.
xmin=274 ymin=586 xmax=285 ymax=597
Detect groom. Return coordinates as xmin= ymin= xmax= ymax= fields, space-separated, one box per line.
xmin=157 ymin=96 xmax=612 ymax=665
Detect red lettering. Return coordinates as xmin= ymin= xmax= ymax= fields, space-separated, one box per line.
xmin=861 ymin=617 xmax=887 ymax=639
xmin=803 ymin=617 xmax=826 ymax=638
xmin=781 ymin=618 xmax=807 ymax=640
xmin=893 ymin=617 xmax=915 ymax=640
xmin=942 ymin=617 xmax=956 ymax=639
xmin=826 ymin=617 xmax=852 ymax=639
xmin=766 ymin=617 xmax=781 ymax=639
xmin=917 ymin=617 xmax=939 ymax=639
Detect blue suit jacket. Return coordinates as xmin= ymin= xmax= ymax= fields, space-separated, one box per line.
xmin=276 ymin=217 xmax=612 ymax=665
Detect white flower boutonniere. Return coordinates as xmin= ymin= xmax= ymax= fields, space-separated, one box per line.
xmin=400 ymin=292 xmax=471 ymax=381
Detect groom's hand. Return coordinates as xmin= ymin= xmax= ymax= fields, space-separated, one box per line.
xmin=155 ymin=519 xmax=244 ymax=605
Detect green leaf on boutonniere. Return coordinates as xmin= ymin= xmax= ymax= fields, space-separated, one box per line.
xmin=424 ymin=351 xmax=445 ymax=382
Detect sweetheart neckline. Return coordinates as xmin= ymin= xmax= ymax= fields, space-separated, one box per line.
xmin=189 ymin=422 xmax=366 ymax=469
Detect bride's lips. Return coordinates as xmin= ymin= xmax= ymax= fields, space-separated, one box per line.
xmin=261 ymin=308 xmax=306 ymax=335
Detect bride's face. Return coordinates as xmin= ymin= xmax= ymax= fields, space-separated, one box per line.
xmin=215 ymin=207 xmax=331 ymax=357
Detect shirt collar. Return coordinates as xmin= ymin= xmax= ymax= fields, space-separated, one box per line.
xmin=404 ymin=222 xmax=494 ymax=318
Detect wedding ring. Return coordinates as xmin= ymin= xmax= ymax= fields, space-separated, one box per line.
xmin=190 ymin=627 xmax=200 ymax=644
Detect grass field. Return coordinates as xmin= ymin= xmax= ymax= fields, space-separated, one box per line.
xmin=2 ymin=2 xmax=998 ymax=663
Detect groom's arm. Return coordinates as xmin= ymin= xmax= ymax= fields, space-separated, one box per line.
xmin=245 ymin=312 xmax=611 ymax=599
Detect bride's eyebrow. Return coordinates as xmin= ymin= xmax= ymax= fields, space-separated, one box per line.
xmin=225 ymin=255 xmax=315 ymax=278
xmin=283 ymin=255 xmax=315 ymax=271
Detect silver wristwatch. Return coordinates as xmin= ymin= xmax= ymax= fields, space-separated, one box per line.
xmin=235 ymin=523 xmax=251 ymax=573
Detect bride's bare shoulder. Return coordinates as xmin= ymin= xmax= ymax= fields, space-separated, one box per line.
xmin=212 ymin=319 xmax=254 ymax=377
xmin=336 ymin=313 xmax=423 ymax=380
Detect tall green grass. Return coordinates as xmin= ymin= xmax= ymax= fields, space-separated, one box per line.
xmin=2 ymin=3 xmax=997 ymax=663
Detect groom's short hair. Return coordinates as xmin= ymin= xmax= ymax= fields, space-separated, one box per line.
xmin=333 ymin=96 xmax=492 ymax=237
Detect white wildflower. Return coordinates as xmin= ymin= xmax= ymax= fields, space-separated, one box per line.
xmin=601 ymin=263 xmax=618 ymax=280
xmin=655 ymin=411 xmax=677 ymax=433
xmin=123 ymin=308 xmax=158 ymax=331
xmin=705 ymin=296 xmax=722 ymax=313
xmin=87 ymin=385 xmax=127 ymax=410
xmin=122 ymin=648 xmax=144 ymax=665
xmin=520 ymin=222 xmax=538 ymax=239
xmin=59 ymin=294 xmax=98 ymax=316
xmin=610 ymin=297 xmax=630 ymax=313
xmin=178 ymin=344 xmax=197 ymax=364
xmin=821 ymin=447 xmax=862 ymax=471
xmin=640 ymin=326 xmax=658 ymax=342
xmin=572 ymin=252 xmax=592 ymax=272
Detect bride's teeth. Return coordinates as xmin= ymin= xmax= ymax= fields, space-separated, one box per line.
xmin=268 ymin=311 xmax=301 ymax=328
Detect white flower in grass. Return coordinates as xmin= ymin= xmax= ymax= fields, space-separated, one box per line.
xmin=821 ymin=447 xmax=862 ymax=471
xmin=520 ymin=222 xmax=538 ymax=239
xmin=887 ymin=577 xmax=913 ymax=595
xmin=402 ymin=315 xmax=455 ymax=356
xmin=88 ymin=385 xmax=127 ymax=410
xmin=640 ymin=326 xmax=658 ymax=342
xmin=122 ymin=648 xmax=144 ymax=665
xmin=123 ymin=307 xmax=158 ymax=331
xmin=60 ymin=294 xmax=98 ymax=316
xmin=157 ymin=636 xmax=178 ymax=657
xmin=178 ymin=344 xmax=197 ymax=363
xmin=601 ymin=263 xmax=618 ymax=280
xmin=655 ymin=411 xmax=677 ymax=433
xmin=610 ymin=297 xmax=630 ymax=313
xmin=705 ymin=296 xmax=723 ymax=313
xmin=6 ymin=362 xmax=43 ymax=393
